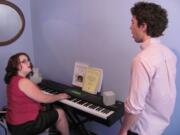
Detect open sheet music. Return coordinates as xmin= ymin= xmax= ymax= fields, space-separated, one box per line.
xmin=72 ymin=62 xmax=103 ymax=94
xmin=82 ymin=67 xmax=103 ymax=94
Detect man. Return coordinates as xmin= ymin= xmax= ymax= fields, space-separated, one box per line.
xmin=119 ymin=2 xmax=177 ymax=135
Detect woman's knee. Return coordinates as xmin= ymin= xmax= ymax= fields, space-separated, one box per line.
xmin=56 ymin=108 xmax=65 ymax=120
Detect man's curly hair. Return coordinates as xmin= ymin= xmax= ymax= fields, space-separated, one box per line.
xmin=131 ymin=2 xmax=168 ymax=37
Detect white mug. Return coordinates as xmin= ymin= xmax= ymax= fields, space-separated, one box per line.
xmin=102 ymin=91 xmax=116 ymax=106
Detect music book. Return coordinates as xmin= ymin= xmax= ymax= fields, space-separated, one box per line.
xmin=82 ymin=67 xmax=103 ymax=94
xmin=72 ymin=62 xmax=89 ymax=87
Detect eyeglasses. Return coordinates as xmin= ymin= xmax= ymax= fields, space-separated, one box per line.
xmin=19 ymin=59 xmax=30 ymax=64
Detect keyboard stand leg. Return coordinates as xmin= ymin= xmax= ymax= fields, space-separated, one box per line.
xmin=63 ymin=106 xmax=95 ymax=135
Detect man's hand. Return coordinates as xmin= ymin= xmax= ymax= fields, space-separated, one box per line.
xmin=118 ymin=112 xmax=138 ymax=135
xmin=118 ymin=128 xmax=128 ymax=135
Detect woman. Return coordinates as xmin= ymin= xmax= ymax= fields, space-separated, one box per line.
xmin=4 ymin=52 xmax=70 ymax=135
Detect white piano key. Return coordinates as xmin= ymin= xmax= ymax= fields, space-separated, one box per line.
xmin=60 ymin=99 xmax=114 ymax=119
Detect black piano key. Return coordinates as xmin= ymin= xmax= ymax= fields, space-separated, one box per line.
xmin=83 ymin=102 xmax=91 ymax=107
xmin=101 ymin=109 xmax=111 ymax=114
xmin=72 ymin=98 xmax=80 ymax=102
xmin=77 ymin=100 xmax=82 ymax=103
xmin=88 ymin=104 xmax=98 ymax=109
xmin=91 ymin=105 xmax=98 ymax=109
xmin=82 ymin=102 xmax=88 ymax=106
xmin=71 ymin=98 xmax=77 ymax=102
xmin=68 ymin=97 xmax=74 ymax=100
xmin=94 ymin=106 xmax=100 ymax=110
xmin=78 ymin=100 xmax=86 ymax=105
xmin=96 ymin=107 xmax=104 ymax=111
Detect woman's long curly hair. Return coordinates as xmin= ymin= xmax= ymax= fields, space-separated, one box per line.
xmin=4 ymin=52 xmax=33 ymax=84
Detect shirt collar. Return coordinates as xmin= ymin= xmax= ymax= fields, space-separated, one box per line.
xmin=140 ymin=38 xmax=161 ymax=50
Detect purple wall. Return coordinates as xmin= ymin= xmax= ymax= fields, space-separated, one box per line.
xmin=30 ymin=1 xmax=180 ymax=134
xmin=0 ymin=0 xmax=34 ymax=107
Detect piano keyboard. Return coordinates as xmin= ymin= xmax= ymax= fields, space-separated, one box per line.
xmin=42 ymin=88 xmax=114 ymax=120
